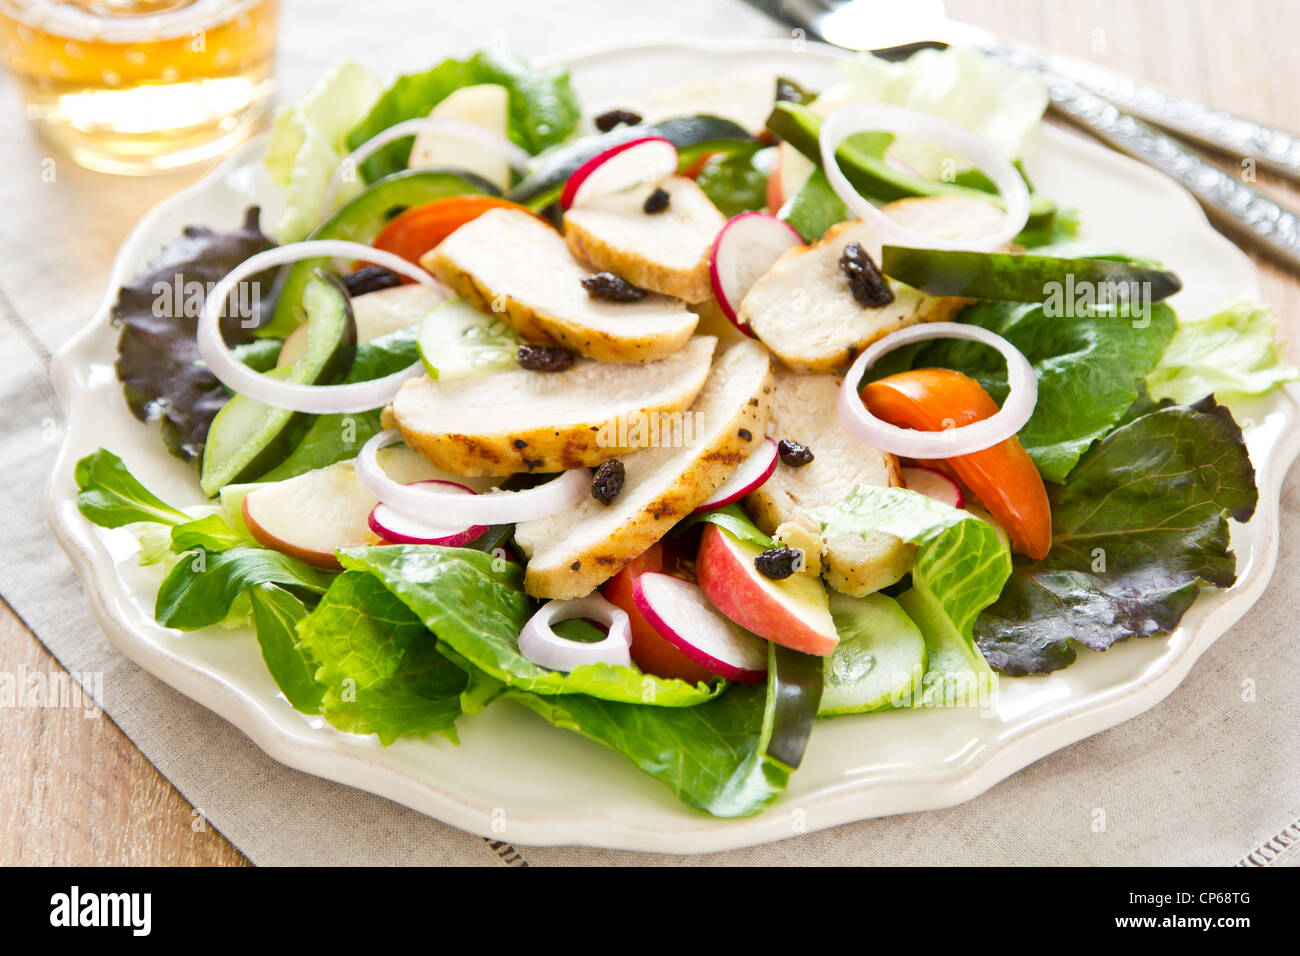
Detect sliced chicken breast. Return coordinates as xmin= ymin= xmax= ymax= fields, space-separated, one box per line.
xmin=383 ymin=336 xmax=717 ymax=476
xmin=746 ymin=367 xmax=914 ymax=596
xmin=516 ymin=339 xmax=774 ymax=599
xmin=423 ymin=208 xmax=697 ymax=363
xmin=738 ymin=195 xmax=1003 ymax=374
xmin=563 ymin=176 xmax=726 ymax=302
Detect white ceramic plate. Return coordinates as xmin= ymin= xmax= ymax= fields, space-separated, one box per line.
xmin=48 ymin=39 xmax=1300 ymax=853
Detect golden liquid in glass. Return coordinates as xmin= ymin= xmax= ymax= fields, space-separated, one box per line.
xmin=0 ymin=0 xmax=278 ymax=173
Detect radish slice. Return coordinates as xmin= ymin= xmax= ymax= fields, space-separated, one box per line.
xmin=198 ymin=241 xmax=440 ymax=414
xmin=368 ymin=480 xmax=488 ymax=545
xmin=632 ymin=572 xmax=768 ymax=683
xmin=321 ymin=116 xmax=532 ymax=215
xmin=818 ymin=103 xmax=1031 ymax=251
xmin=693 ymin=437 xmax=779 ymax=512
xmin=709 ymin=212 xmax=802 ymax=333
xmin=355 ymin=428 xmax=589 ymax=525
xmin=518 ymin=594 xmax=634 ymax=672
xmin=901 ymin=466 xmax=964 ymax=509
xmin=839 ymin=322 xmax=1037 ymax=459
xmin=560 ymin=136 xmax=678 ymax=210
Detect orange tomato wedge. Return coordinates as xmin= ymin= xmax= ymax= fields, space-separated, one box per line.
xmin=861 ymin=368 xmax=1052 ymax=559
xmin=364 ymin=196 xmax=540 ymax=279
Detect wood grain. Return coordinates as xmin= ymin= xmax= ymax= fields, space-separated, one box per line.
xmin=4 ymin=0 xmax=1298 ymax=865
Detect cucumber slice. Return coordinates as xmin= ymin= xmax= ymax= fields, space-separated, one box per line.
xmin=200 ymin=271 xmax=357 ymax=497
xmin=506 ymin=114 xmax=755 ymax=208
xmin=819 ymin=592 xmax=927 ymax=716
xmin=881 ymin=246 xmax=1182 ymax=305
xmin=766 ymin=101 xmax=1057 ymax=225
xmin=896 ymin=588 xmax=996 ymax=710
xmin=261 ymin=168 xmax=497 ymax=338
xmin=759 ymin=642 xmax=823 ymax=773
xmin=417 ymin=298 xmax=521 ymax=380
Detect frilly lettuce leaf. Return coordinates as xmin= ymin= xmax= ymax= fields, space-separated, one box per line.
xmin=337 ymin=545 xmax=722 ymax=706
xmin=1148 ymin=297 xmax=1299 ymax=405
xmin=832 ymin=46 xmax=1049 ymax=178
xmin=264 ymin=60 xmax=385 ymax=242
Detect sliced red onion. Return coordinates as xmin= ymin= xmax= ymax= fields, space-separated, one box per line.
xmin=518 ymin=594 xmax=634 ymax=671
xmin=321 ymin=116 xmax=532 ymax=215
xmin=197 ymin=241 xmax=439 ymax=414
xmin=355 ymin=428 xmax=589 ymax=525
xmin=693 ymin=437 xmax=779 ymax=512
xmin=839 ymin=322 xmax=1037 ymax=458
xmin=818 ymin=103 xmax=1031 ymax=251
xmin=368 ymin=480 xmax=488 ymax=545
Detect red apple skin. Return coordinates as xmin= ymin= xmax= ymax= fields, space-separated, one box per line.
xmin=243 ymin=495 xmax=343 ymax=571
xmin=602 ymin=543 xmax=716 ymax=685
xmin=696 ymin=524 xmax=839 ymax=657
xmin=766 ymin=147 xmax=785 ymax=214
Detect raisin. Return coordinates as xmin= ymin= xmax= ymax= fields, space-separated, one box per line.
xmin=591 ymin=459 xmax=625 ymax=505
xmin=755 ymin=546 xmax=803 ymax=580
xmin=594 ymin=109 xmax=643 ymax=132
xmin=517 ymin=344 xmax=575 ymax=372
xmin=643 ymin=187 xmax=670 ymax=214
xmin=778 ymin=439 xmax=814 ymax=466
xmin=580 ymin=272 xmax=647 ymax=302
xmin=738 ymin=428 xmax=752 ymax=441
xmin=839 ymin=241 xmax=894 ymax=307
xmin=343 ymin=265 xmax=402 ymax=297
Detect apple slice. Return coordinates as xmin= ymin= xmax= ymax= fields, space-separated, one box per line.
xmin=709 ymin=212 xmax=802 ymax=332
xmin=901 ymin=466 xmax=964 ymax=509
xmin=693 ymin=436 xmax=778 ymax=512
xmin=696 ymin=523 xmax=838 ymax=657
xmin=560 ymin=136 xmax=678 ymax=210
xmin=368 ymin=480 xmax=487 ymax=546
xmin=632 ymin=572 xmax=768 ymax=683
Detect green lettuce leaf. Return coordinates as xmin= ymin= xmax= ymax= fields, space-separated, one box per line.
xmin=169 ymin=511 xmax=250 ymax=553
xmin=975 ymin=397 xmax=1258 ymax=674
xmin=75 ymin=449 xmax=190 ymax=528
xmin=345 ymin=50 xmax=580 ymax=182
xmin=296 ymin=571 xmax=464 ymax=744
xmin=155 ymin=547 xmax=331 ymax=630
xmin=337 ymin=545 xmax=721 ymax=706
xmin=1148 ymin=297 xmax=1299 ymax=405
xmin=249 ymin=584 xmax=324 ymax=714
xmin=888 ymin=297 xmax=1178 ymax=483
xmin=694 ymin=146 xmax=768 ymax=217
xmin=264 ymin=60 xmax=386 ymax=242
xmin=811 ymin=486 xmax=1012 ymax=653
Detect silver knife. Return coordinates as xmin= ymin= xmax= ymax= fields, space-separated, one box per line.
xmin=746 ymin=0 xmax=1300 ymax=271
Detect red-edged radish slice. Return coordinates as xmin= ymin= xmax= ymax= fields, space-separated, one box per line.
xmin=901 ymin=466 xmax=964 ymax=509
xmin=693 ymin=437 xmax=779 ymax=512
xmin=560 ymin=136 xmax=679 ymax=210
xmin=709 ymin=212 xmax=802 ymax=333
xmin=367 ymin=480 xmax=489 ymax=545
xmin=632 ymin=572 xmax=768 ymax=683
xmin=518 ymin=594 xmax=633 ymax=672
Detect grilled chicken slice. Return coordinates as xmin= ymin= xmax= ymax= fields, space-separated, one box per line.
xmin=738 ymin=195 xmax=1004 ymax=374
xmin=423 ymin=208 xmax=698 ymax=363
xmin=515 ymin=339 xmax=774 ymax=599
xmin=746 ymin=367 xmax=914 ymax=596
xmin=563 ymin=176 xmax=726 ymax=302
xmin=383 ymin=336 xmax=716 ymax=476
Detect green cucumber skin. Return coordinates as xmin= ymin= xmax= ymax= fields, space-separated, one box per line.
xmin=505 ymin=114 xmax=755 ymax=207
xmin=881 ymin=246 xmax=1182 ymax=304
xmin=761 ymin=642 xmax=824 ymax=773
xmin=767 ymin=101 xmax=1057 ymax=225
xmin=260 ymin=168 xmax=498 ymax=339
xmin=819 ymin=592 xmax=927 ymax=717
xmin=200 ymin=273 xmax=358 ymax=497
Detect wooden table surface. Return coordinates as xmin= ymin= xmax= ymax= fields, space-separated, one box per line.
xmin=3 ymin=0 xmax=1297 ymax=866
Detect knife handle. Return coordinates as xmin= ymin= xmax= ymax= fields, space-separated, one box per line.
xmin=981 ymin=45 xmax=1300 ymax=272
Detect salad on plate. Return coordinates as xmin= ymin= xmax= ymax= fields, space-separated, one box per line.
xmin=74 ymin=46 xmax=1298 ymax=818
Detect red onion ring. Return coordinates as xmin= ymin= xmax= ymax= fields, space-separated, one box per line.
xmin=518 ymin=594 xmax=634 ymax=671
xmin=838 ymin=322 xmax=1037 ymax=458
xmin=197 ymin=240 xmax=439 ymax=414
